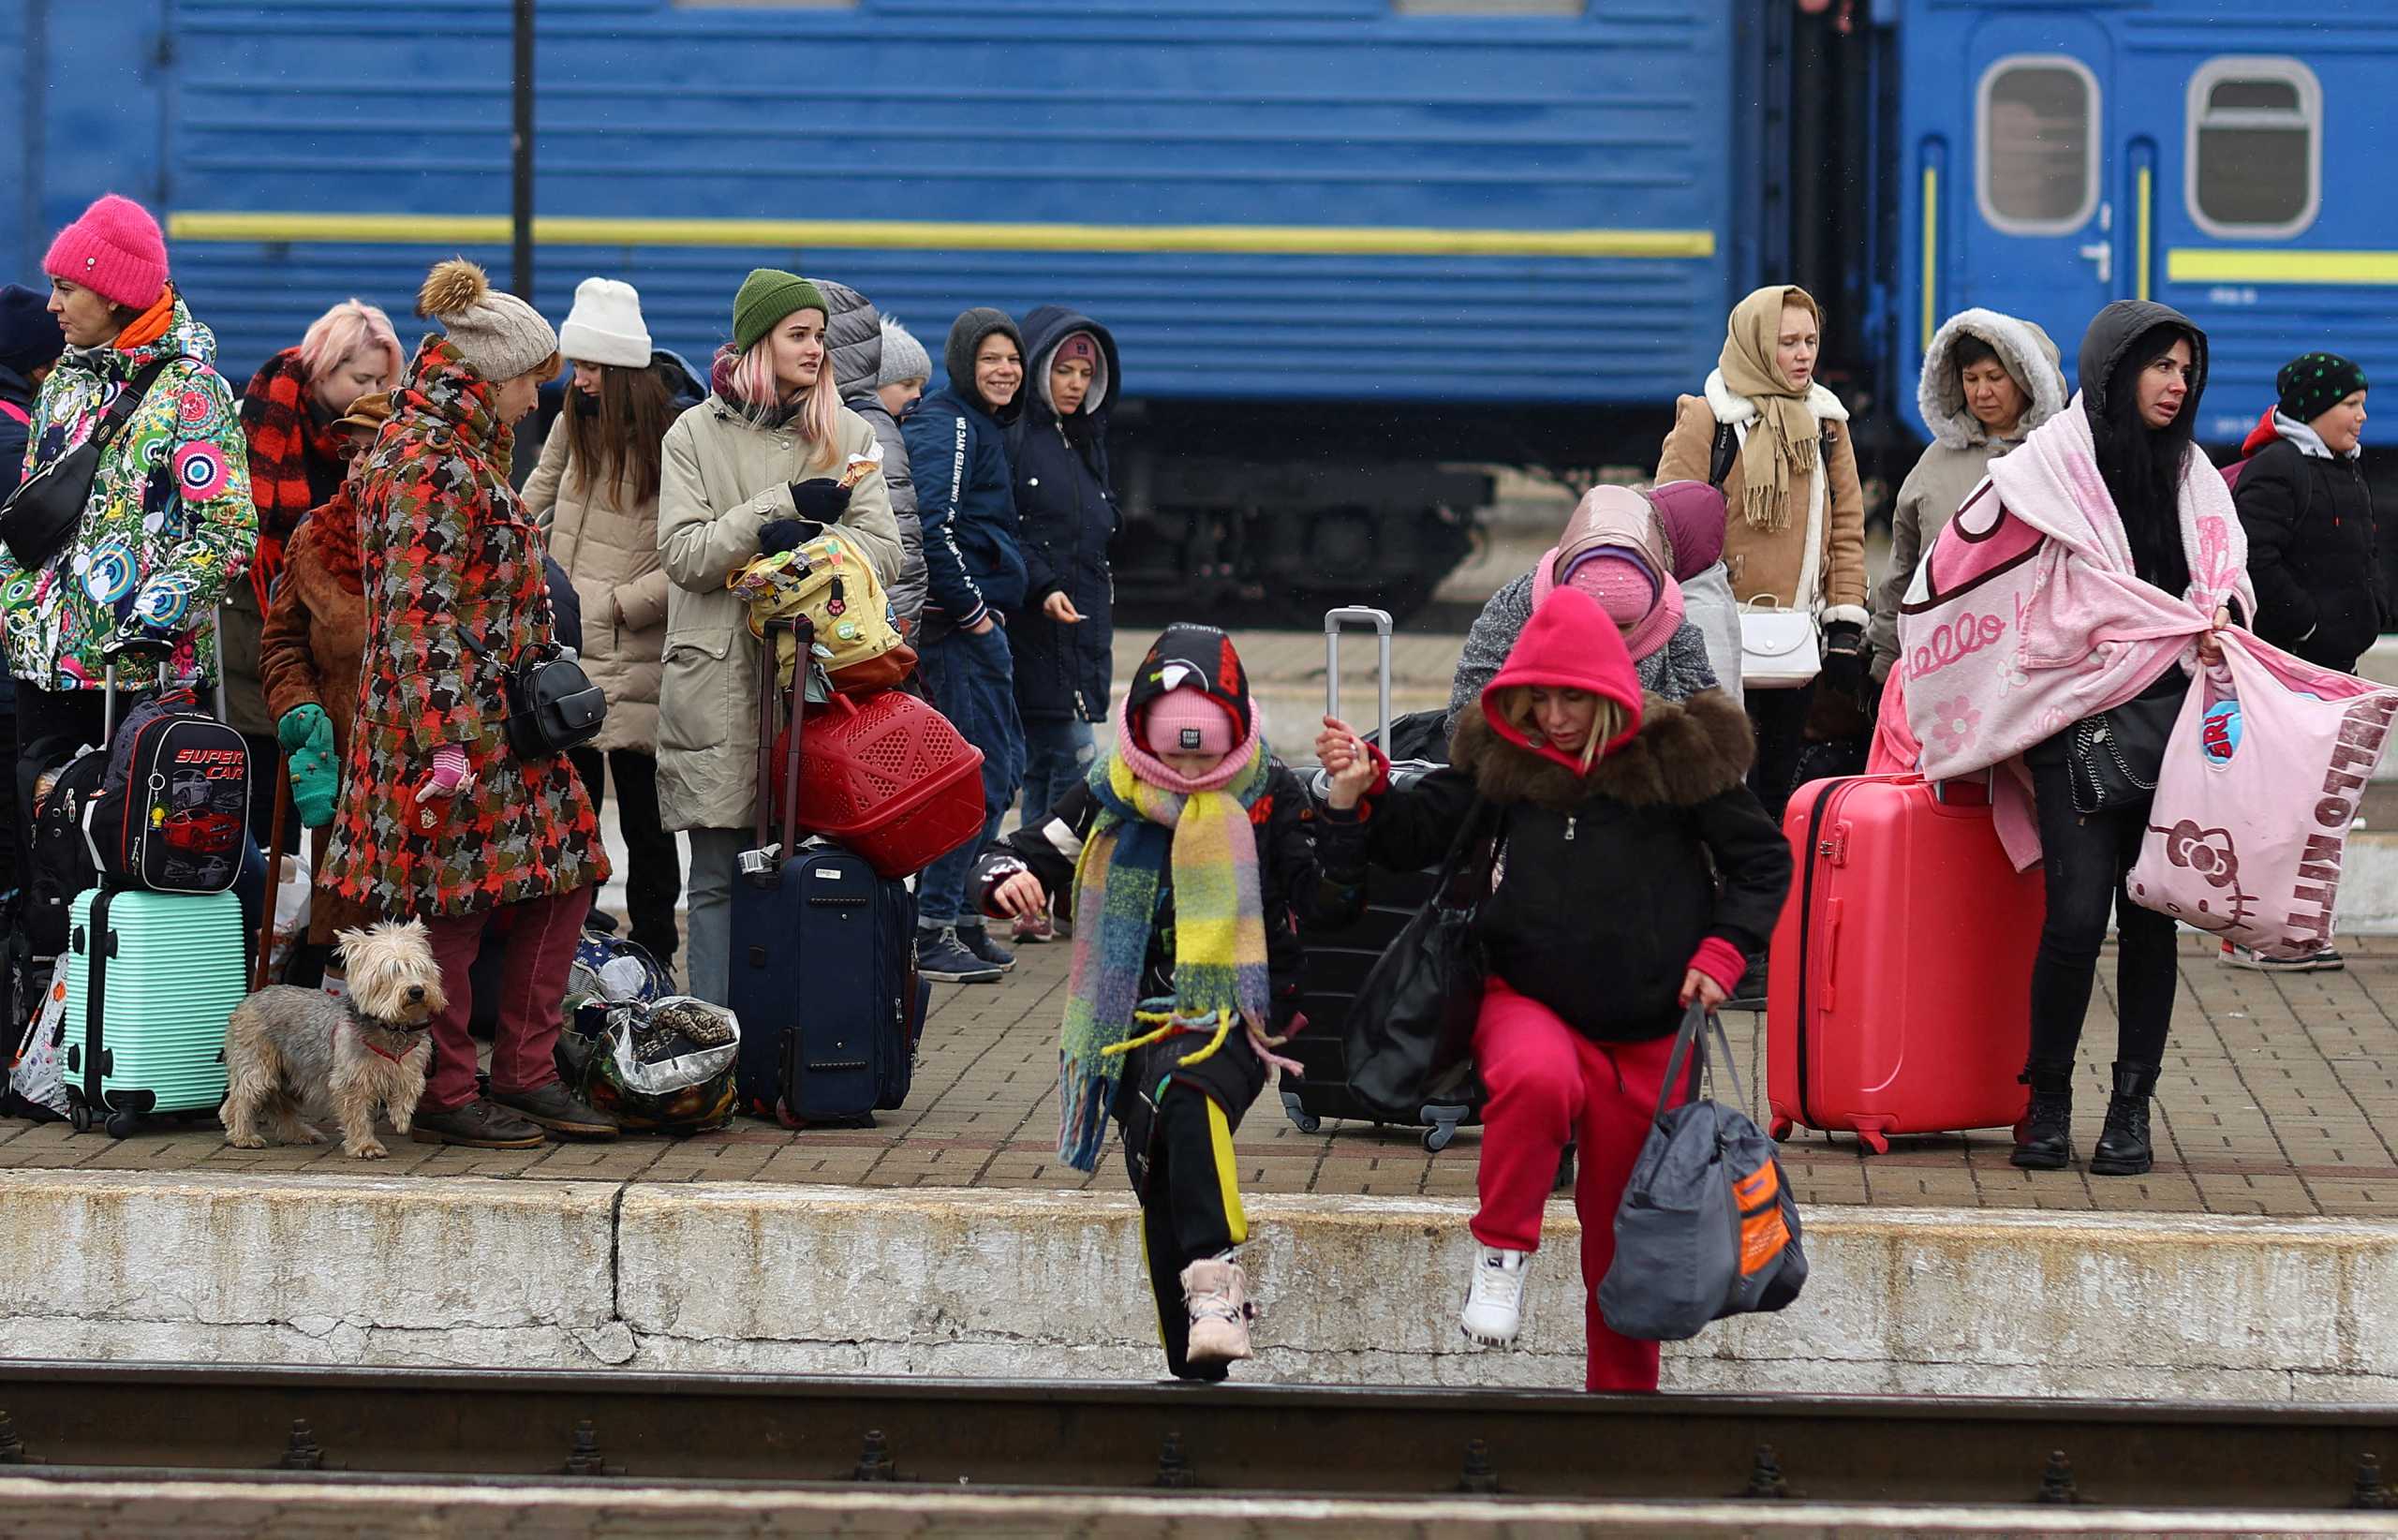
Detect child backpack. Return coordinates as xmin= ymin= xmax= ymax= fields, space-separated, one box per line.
xmin=90 ymin=686 xmax=251 ymax=895
xmin=729 ymin=528 xmax=915 ymax=694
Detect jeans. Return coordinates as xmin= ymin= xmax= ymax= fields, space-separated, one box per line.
xmin=570 ymin=747 xmax=683 ymax=964
xmin=916 ymin=625 xmax=1026 ymax=928
xmin=1017 ymin=715 xmax=1094 ymax=828
xmin=2025 ymin=749 xmax=2180 ymax=1071
xmin=1743 ymin=680 xmax=1816 ymax=824
xmin=419 ymin=885 xmax=593 ymax=1113
xmin=1471 ymin=977 xmax=1676 ymax=1392
xmin=683 ymin=826 xmax=748 ymax=1007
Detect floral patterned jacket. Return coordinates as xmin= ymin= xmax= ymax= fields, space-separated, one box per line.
xmin=1 ymin=292 xmax=256 ymax=690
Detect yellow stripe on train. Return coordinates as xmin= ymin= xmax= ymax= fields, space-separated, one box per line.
xmin=2167 ymin=248 xmax=2398 ymax=286
xmin=167 ymin=211 xmax=1717 ymax=261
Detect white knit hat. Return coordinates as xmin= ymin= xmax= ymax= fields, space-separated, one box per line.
xmin=557 ymin=276 xmax=652 ymax=369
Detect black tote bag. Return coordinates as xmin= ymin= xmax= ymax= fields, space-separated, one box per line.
xmin=0 ymin=359 xmax=170 ymax=571
xmin=1341 ymin=795 xmax=1490 ymax=1122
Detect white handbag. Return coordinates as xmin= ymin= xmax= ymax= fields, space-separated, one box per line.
xmin=1739 ymin=599 xmax=1821 ymax=689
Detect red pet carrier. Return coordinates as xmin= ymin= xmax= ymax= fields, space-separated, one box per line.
xmin=770 ymin=689 xmax=985 ymax=878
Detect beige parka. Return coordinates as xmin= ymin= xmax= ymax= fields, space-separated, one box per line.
xmin=654 ymin=393 xmax=901 ymax=833
xmin=523 ymin=413 xmax=672 ymax=753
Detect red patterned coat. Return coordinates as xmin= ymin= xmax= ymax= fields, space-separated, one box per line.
xmin=320 ymin=337 xmax=608 ymax=918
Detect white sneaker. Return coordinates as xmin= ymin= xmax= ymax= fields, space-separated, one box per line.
xmin=1461 ymin=1244 xmax=1532 ymax=1347
xmin=1180 ymin=1257 xmax=1253 ymax=1364
xmin=2221 ymin=940 xmax=2346 ymax=972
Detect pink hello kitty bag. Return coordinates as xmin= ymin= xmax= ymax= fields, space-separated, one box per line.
xmin=2127 ymin=629 xmax=2398 ymax=957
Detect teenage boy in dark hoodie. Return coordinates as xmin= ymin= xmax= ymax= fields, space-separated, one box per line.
xmin=905 ymin=307 xmax=1029 ymax=985
xmin=977 ymin=624 xmax=1354 ymax=1380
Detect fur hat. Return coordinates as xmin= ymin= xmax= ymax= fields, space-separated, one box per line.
xmin=0 ymin=284 xmax=64 ymax=377
xmin=2277 ymin=351 xmax=2368 ymax=428
xmin=557 ymin=276 xmax=651 ymax=369
xmin=417 ymin=259 xmax=557 ymax=383
xmin=877 ymin=317 xmax=931 ymax=388
xmin=42 ymin=194 xmax=169 ymax=313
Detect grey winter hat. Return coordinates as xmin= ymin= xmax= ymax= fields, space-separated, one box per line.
xmin=417 ymin=259 xmax=557 ymax=383
xmin=878 ymin=317 xmax=930 ymax=388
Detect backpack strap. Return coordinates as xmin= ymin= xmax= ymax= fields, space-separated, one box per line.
xmin=0 ymin=401 xmax=27 ymax=429
xmin=1707 ymin=421 xmax=1739 ymax=490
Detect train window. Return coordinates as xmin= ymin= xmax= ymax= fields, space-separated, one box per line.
xmin=1976 ymin=55 xmax=2100 ymax=236
xmin=1393 ymin=1 xmax=1584 ymax=11
xmin=2186 ymin=58 xmax=2321 ymax=238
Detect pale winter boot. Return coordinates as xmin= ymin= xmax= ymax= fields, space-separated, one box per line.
xmin=1461 ymin=1243 xmax=1532 ymax=1347
xmin=1180 ymin=1256 xmax=1253 ymax=1364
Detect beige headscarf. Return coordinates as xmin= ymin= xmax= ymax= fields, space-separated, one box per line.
xmin=1719 ymin=285 xmax=1824 ymax=534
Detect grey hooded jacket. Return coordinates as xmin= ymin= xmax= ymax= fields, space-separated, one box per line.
xmin=816 ymin=278 xmax=927 ymax=628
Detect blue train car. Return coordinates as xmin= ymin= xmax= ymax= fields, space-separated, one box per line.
xmin=1886 ymin=0 xmax=2398 ymax=452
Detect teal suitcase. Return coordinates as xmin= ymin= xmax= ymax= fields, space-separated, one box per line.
xmin=62 ymin=887 xmax=243 ymax=1137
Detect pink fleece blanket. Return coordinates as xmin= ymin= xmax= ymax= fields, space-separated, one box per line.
xmin=1890 ymin=401 xmax=2254 ymax=865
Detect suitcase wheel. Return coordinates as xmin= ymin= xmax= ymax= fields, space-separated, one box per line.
xmin=1280 ymin=1089 xmax=1320 ymax=1135
xmin=1853 ymin=1127 xmax=1890 ymax=1156
xmin=1769 ymin=1116 xmax=1793 ymax=1141
xmin=1422 ymin=1120 xmax=1457 ymax=1154
xmin=66 ymin=1092 xmax=91 ymax=1135
xmin=104 ymin=1110 xmax=140 ymax=1141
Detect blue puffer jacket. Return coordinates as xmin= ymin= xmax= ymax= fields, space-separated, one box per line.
xmin=1008 ymin=306 xmax=1120 ymax=722
xmin=901 ymin=309 xmax=1027 ymax=641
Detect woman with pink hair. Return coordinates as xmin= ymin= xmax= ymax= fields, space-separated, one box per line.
xmin=656 ymin=268 xmax=902 ymax=1005
xmin=234 ymin=298 xmax=404 ymax=839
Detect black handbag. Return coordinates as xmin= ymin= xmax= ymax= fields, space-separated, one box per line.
xmin=463 ymin=607 xmax=608 ymax=761
xmin=2066 ymin=689 xmax=2182 ymax=814
xmin=1341 ymin=796 xmax=1491 ymax=1123
xmin=0 ymin=359 xmax=170 ymax=570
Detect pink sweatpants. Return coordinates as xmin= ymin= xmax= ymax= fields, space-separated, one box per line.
xmin=419 ymin=886 xmax=593 ymax=1113
xmin=1471 ymin=977 xmax=1677 ymax=1392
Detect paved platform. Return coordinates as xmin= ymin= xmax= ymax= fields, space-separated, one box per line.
xmin=8 ymin=928 xmax=2396 ymax=1222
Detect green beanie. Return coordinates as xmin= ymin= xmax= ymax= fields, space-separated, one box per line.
xmin=732 ymin=268 xmax=829 ymax=355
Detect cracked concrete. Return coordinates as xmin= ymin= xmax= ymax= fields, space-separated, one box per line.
xmin=0 ymin=1170 xmax=2391 ymax=1397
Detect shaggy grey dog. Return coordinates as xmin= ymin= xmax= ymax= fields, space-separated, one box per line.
xmin=221 ymin=919 xmax=444 ymax=1159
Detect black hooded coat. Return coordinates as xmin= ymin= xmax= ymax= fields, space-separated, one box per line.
xmin=1009 ymin=305 xmax=1122 ymax=721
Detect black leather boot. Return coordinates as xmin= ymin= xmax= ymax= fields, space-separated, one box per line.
xmin=2090 ymin=1062 xmax=2161 ymax=1177
xmin=2010 ymin=1063 xmax=2075 ymax=1170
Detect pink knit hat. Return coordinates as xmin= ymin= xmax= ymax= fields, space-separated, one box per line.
xmin=43 ymin=195 xmax=170 ymax=312
xmin=1141 ymin=686 xmax=1237 ymax=758
xmin=1534 ymin=546 xmax=1687 ymax=662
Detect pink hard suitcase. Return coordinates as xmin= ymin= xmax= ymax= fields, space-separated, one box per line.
xmin=1766 ymin=774 xmax=2043 ymax=1153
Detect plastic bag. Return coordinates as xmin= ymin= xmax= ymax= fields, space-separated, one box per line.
xmin=2127 ymin=630 xmax=2398 ymax=958
xmin=7 ymin=965 xmax=69 ymax=1121
xmin=557 ymin=995 xmax=738 ymax=1135
xmin=266 ymin=854 xmax=311 ymax=985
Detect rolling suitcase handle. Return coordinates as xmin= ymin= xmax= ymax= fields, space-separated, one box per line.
xmin=744 ymin=617 xmax=816 ymax=883
xmin=1324 ymin=606 xmax=1393 ymax=749
xmin=100 ymin=610 xmax=228 ymax=745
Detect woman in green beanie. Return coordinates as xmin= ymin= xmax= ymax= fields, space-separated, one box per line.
xmin=656 ymin=267 xmax=903 ymax=1005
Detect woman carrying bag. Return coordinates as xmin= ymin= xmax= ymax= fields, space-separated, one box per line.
xmin=1315 ymin=588 xmax=1789 ymax=1390
xmin=1654 ymin=285 xmax=1868 ymax=820
xmin=1899 ymin=300 xmax=2251 ymax=1176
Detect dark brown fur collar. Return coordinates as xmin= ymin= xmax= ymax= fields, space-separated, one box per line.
xmin=1449 ymin=689 xmax=1755 ymax=813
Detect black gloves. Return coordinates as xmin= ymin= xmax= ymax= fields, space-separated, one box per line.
xmin=789 ymin=479 xmax=852 ymax=524
xmin=759 ymin=519 xmax=820 ymax=557
xmin=1819 ymin=620 xmax=1867 ymax=698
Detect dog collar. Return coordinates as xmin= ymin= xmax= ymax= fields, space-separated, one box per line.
xmin=333 ymin=1014 xmax=422 ymax=1066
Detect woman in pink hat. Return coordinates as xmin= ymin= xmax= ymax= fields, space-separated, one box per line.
xmin=1445 ymin=484 xmax=1732 ymax=731
xmin=4 ymin=194 xmax=257 ymax=851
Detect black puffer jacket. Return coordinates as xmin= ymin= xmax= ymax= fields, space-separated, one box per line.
xmin=1318 ymin=690 xmax=1789 ymax=1044
xmin=2234 ymin=419 xmax=2381 ymax=672
xmin=1009 ymin=305 xmax=1121 ymax=721
xmin=815 ymin=279 xmax=927 ymax=629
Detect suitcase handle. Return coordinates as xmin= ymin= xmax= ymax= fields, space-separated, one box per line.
xmin=1324 ymin=606 xmax=1393 ymax=749
xmin=100 ymin=606 xmax=226 ymax=746
xmin=1820 ymin=896 xmax=1843 ymax=1014
xmin=748 ymin=616 xmax=816 ymax=877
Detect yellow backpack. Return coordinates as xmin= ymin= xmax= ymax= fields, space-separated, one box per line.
xmin=728 ymin=528 xmax=915 ymax=693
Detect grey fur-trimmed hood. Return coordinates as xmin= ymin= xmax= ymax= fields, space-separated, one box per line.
xmin=1917 ymin=308 xmax=2066 ymax=451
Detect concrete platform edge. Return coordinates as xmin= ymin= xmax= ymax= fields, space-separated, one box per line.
xmin=1 ymin=1171 xmax=2393 ymax=1401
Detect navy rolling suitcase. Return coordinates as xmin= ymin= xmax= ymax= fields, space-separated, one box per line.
xmin=731 ymin=620 xmax=922 ymax=1128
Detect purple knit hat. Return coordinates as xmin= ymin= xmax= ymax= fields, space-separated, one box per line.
xmin=1646 ymin=480 xmax=1729 ymax=580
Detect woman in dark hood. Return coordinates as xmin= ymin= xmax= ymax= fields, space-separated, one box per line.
xmin=1005 ymin=306 xmax=1123 ymax=941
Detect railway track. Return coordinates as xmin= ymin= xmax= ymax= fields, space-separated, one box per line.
xmin=0 ymin=1363 xmax=2389 ymax=1517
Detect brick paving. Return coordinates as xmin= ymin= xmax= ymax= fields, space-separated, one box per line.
xmin=13 ymin=922 xmax=2398 ymax=1221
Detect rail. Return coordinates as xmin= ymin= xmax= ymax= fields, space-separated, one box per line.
xmin=0 ymin=1364 xmax=2387 ymax=1513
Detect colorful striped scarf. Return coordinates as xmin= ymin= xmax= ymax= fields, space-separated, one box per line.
xmin=1055 ymin=734 xmax=1272 ymax=1172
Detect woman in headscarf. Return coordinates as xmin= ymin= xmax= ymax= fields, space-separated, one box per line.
xmin=1654 ymin=286 xmax=1869 ymax=820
